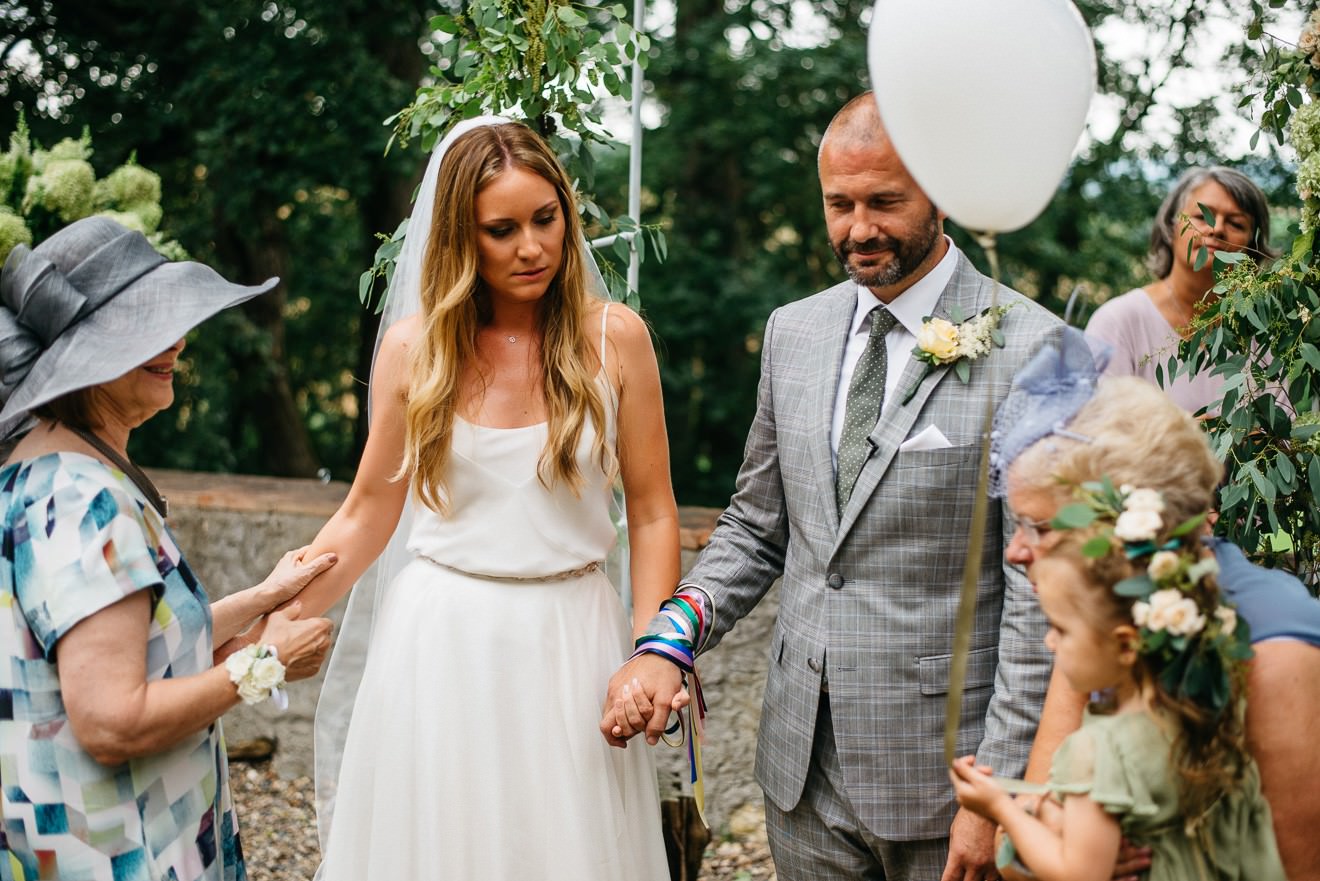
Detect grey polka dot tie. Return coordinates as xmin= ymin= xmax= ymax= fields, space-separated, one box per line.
xmin=836 ymin=306 xmax=898 ymax=512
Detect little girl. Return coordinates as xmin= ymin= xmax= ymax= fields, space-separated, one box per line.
xmin=950 ymin=481 xmax=1285 ymax=881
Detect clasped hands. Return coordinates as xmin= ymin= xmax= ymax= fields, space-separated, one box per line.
xmin=598 ymin=653 xmax=692 ymax=748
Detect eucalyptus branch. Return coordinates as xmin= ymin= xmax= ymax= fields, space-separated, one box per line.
xmin=361 ymin=0 xmax=664 ymax=310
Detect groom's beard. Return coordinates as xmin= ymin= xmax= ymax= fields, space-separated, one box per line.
xmin=832 ymin=207 xmax=941 ymax=290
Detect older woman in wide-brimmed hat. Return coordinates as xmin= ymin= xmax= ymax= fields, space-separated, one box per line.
xmin=0 ymin=216 xmax=336 ymax=881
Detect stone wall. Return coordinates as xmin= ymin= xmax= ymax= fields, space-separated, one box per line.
xmin=157 ymin=469 xmax=775 ymax=835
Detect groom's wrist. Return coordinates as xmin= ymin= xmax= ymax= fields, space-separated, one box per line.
xmin=673 ymin=584 xmax=714 ymax=652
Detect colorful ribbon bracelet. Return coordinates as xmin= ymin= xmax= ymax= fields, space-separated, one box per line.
xmin=630 ymin=593 xmax=709 ymax=826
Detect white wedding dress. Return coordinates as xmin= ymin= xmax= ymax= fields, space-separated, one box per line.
xmin=317 ymin=328 xmax=669 ymax=880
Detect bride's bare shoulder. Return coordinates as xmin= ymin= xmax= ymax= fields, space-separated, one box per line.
xmin=380 ymin=314 xmax=424 ymax=352
xmin=373 ymin=315 xmax=426 ymax=397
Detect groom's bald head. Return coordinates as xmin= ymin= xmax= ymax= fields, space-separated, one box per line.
xmin=818 ymin=92 xmax=891 ymax=166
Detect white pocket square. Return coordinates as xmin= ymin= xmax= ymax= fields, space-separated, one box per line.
xmin=898 ymin=424 xmax=953 ymax=452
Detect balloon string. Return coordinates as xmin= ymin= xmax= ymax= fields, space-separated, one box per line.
xmin=944 ymin=230 xmax=1001 ymax=766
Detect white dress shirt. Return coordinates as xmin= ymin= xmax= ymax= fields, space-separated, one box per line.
xmin=829 ymin=238 xmax=959 ymax=464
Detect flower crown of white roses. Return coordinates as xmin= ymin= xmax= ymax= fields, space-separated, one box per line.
xmin=1050 ymin=478 xmax=1252 ymax=715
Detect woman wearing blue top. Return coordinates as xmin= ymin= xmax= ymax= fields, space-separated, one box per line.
xmin=989 ymin=330 xmax=1320 ymax=881
xmin=0 ymin=217 xmax=336 ymax=881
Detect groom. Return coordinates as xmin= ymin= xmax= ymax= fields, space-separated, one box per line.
xmin=606 ymin=93 xmax=1060 ymax=880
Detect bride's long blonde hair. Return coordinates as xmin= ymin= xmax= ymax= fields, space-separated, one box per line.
xmin=399 ymin=122 xmax=611 ymax=513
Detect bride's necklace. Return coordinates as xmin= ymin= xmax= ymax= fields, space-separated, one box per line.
xmin=66 ymin=423 xmax=169 ymax=518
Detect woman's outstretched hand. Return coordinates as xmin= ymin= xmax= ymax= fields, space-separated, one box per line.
xmin=259 ymin=547 xmax=339 ymax=612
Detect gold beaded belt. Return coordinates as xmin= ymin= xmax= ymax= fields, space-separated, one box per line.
xmin=422 ymin=557 xmax=602 ymax=583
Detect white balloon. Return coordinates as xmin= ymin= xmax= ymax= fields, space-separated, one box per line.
xmin=867 ymin=0 xmax=1096 ymax=234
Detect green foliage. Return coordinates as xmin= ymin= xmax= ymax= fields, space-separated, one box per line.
xmin=0 ymin=116 xmax=181 ymax=262
xmin=2 ymin=1 xmax=433 ymax=479
xmin=395 ymin=1 xmax=648 ymax=154
xmin=362 ymin=0 xmax=659 ymax=309
xmin=1174 ymin=1 xmax=1320 ymax=587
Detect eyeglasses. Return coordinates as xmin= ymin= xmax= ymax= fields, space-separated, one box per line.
xmin=1008 ymin=510 xmax=1053 ymax=545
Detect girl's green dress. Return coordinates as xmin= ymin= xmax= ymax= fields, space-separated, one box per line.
xmin=1021 ymin=709 xmax=1286 ymax=881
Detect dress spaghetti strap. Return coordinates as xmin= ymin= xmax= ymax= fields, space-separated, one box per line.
xmin=599 ymin=302 xmax=611 ymax=372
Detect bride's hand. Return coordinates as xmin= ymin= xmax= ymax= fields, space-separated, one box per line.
xmin=599 ymin=654 xmax=688 ymax=748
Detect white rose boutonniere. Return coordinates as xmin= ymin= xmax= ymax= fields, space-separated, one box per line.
xmin=902 ymin=303 xmax=1014 ymax=404
xmin=915 ymin=318 xmax=959 ymax=362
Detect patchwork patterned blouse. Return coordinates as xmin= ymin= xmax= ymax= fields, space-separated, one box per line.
xmin=0 ymin=452 xmax=244 ymax=881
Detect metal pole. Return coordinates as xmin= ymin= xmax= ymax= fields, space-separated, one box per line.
xmin=626 ymin=0 xmax=645 ymax=295
xmin=588 ymin=231 xmax=636 ymax=251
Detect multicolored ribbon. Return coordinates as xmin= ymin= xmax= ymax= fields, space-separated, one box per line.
xmin=630 ymin=592 xmax=708 ymax=825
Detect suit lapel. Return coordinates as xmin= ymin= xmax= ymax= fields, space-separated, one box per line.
xmin=808 ymin=283 xmax=857 ymax=536
xmin=832 ymin=255 xmax=986 ymax=546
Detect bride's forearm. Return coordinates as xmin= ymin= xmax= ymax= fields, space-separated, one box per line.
xmin=287 ymin=496 xmax=404 ymax=617
xmin=626 ymin=513 xmax=681 ymax=639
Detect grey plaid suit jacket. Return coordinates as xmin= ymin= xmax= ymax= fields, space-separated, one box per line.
xmin=685 ymin=252 xmax=1062 ymax=841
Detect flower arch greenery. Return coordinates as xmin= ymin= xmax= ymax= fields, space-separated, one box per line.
xmin=359 ymin=0 xmax=661 ymax=309
xmin=1175 ymin=1 xmax=1320 ymax=588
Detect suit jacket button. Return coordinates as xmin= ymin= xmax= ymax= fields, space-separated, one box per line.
xmin=807 ymin=657 xmax=821 ymax=672
xmin=827 ymin=573 xmax=844 ymax=590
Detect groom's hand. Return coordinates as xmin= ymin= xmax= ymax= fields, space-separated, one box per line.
xmin=941 ymin=807 xmax=998 ymax=881
xmin=599 ymin=654 xmax=688 ymax=748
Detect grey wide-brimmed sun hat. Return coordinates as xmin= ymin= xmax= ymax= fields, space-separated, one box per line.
xmin=0 ymin=216 xmax=277 ymax=439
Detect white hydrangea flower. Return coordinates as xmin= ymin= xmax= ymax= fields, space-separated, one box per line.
xmin=1214 ymin=606 xmax=1238 ymax=634
xmin=1298 ymin=152 xmax=1320 ymax=202
xmin=1147 ymin=550 xmax=1181 ymax=580
xmin=1114 ymin=508 xmax=1162 ymax=542
xmin=96 ymin=209 xmax=149 ymax=235
xmin=0 ymin=209 xmax=32 ymax=265
xmin=93 ymin=163 xmax=162 ymax=210
xmin=23 ymin=159 xmax=96 ymax=222
xmin=1289 ymin=101 xmax=1320 ymax=159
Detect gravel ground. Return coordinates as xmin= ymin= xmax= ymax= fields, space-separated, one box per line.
xmin=230 ymin=761 xmax=775 ymax=881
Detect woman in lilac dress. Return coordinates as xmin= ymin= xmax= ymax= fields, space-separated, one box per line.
xmin=1086 ymin=166 xmax=1276 ymax=415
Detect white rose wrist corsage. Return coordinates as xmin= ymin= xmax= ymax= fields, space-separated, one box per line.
xmin=225 ymin=644 xmax=289 ymax=710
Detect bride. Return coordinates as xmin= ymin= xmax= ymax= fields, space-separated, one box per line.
xmin=288 ymin=116 xmax=675 ymax=880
